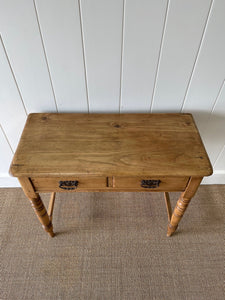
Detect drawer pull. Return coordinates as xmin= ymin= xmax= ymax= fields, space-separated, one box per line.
xmin=141 ymin=180 xmax=161 ymax=188
xmin=59 ymin=180 xmax=78 ymax=190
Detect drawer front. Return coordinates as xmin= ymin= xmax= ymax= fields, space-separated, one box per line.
xmin=114 ymin=176 xmax=189 ymax=191
xmin=31 ymin=176 xmax=107 ymax=192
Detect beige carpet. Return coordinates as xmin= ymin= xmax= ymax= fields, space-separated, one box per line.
xmin=0 ymin=186 xmax=224 ymax=300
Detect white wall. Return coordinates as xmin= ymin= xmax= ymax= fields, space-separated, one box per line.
xmin=0 ymin=0 xmax=225 ymax=186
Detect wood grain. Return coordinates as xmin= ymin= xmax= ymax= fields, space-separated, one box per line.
xmin=10 ymin=113 xmax=212 ymax=177
xmin=19 ymin=177 xmax=54 ymax=237
xmin=167 ymin=176 xmax=203 ymax=236
xmin=10 ymin=113 xmax=212 ymax=237
xmin=31 ymin=176 xmax=107 ymax=192
xmin=29 ymin=176 xmax=189 ymax=193
xmin=114 ymin=176 xmax=189 ymax=191
xmin=48 ymin=192 xmax=56 ymax=222
xmin=164 ymin=192 xmax=172 ymax=222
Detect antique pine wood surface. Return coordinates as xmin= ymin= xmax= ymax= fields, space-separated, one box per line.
xmin=113 ymin=176 xmax=189 ymax=190
xmin=18 ymin=177 xmax=54 ymax=237
xmin=10 ymin=113 xmax=212 ymax=178
xmin=31 ymin=176 xmax=107 ymax=192
xmin=9 ymin=113 xmax=213 ymax=237
xmin=30 ymin=176 xmax=189 ymax=193
xmin=167 ymin=176 xmax=203 ymax=236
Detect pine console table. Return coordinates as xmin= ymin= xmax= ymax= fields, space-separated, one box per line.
xmin=9 ymin=113 xmax=212 ymax=237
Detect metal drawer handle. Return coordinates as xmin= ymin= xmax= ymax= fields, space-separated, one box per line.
xmin=59 ymin=180 xmax=78 ymax=190
xmin=141 ymin=180 xmax=161 ymax=189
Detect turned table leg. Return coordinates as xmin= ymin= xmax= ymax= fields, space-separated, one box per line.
xmin=19 ymin=177 xmax=55 ymax=237
xmin=167 ymin=177 xmax=203 ymax=237
xmin=29 ymin=195 xmax=54 ymax=237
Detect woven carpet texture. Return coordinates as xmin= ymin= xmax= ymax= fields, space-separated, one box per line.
xmin=0 ymin=186 xmax=224 ymax=300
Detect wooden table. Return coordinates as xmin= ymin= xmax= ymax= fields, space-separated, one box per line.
xmin=10 ymin=113 xmax=212 ymax=237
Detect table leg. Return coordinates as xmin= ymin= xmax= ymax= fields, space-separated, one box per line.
xmin=167 ymin=177 xmax=202 ymax=237
xmin=29 ymin=195 xmax=55 ymax=237
xmin=19 ymin=177 xmax=55 ymax=237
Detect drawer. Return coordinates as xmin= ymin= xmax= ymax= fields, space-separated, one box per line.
xmin=30 ymin=176 xmax=107 ymax=192
xmin=114 ymin=176 xmax=189 ymax=191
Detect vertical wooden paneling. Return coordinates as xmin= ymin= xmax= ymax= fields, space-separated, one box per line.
xmin=151 ymin=0 xmax=211 ymax=112
xmin=214 ymin=146 xmax=225 ymax=170
xmin=0 ymin=1 xmax=225 ymax=185
xmin=0 ymin=127 xmax=13 ymax=175
xmin=0 ymin=0 xmax=57 ymax=113
xmin=80 ymin=0 xmax=124 ymax=112
xmin=35 ymin=0 xmax=88 ymax=112
xmin=200 ymin=81 xmax=225 ymax=165
xmin=0 ymin=38 xmax=27 ymax=151
xmin=0 ymin=128 xmax=20 ymax=185
xmin=182 ymin=0 xmax=225 ymax=132
xmin=120 ymin=0 xmax=167 ymax=112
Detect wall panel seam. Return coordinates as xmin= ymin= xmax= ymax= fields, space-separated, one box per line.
xmin=0 ymin=35 xmax=28 ymax=116
xmin=78 ymin=0 xmax=90 ymax=113
xmin=181 ymin=0 xmax=214 ymax=112
xmin=0 ymin=124 xmax=14 ymax=154
xmin=150 ymin=0 xmax=170 ymax=112
xmin=210 ymin=79 xmax=225 ymax=115
xmin=119 ymin=0 xmax=126 ymax=113
xmin=33 ymin=0 xmax=58 ymax=112
xmin=213 ymin=144 xmax=225 ymax=168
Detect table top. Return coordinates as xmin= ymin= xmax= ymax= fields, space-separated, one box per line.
xmin=10 ymin=113 xmax=212 ymax=177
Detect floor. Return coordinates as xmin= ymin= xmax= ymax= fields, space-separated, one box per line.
xmin=0 ymin=186 xmax=224 ymax=300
